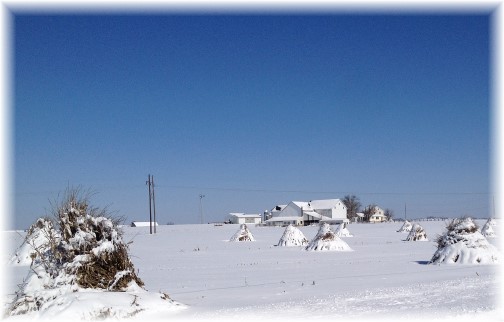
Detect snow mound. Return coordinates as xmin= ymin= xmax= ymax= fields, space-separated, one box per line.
xmin=277 ymin=224 xmax=308 ymax=246
xmin=404 ymin=223 xmax=428 ymax=241
xmin=397 ymin=220 xmax=412 ymax=233
xmin=430 ymin=217 xmax=499 ymax=265
xmin=230 ymin=224 xmax=255 ymax=242
xmin=334 ymin=222 xmax=353 ymax=237
xmin=8 ymin=284 xmax=186 ymax=320
xmin=487 ymin=218 xmax=497 ymax=226
xmin=305 ymin=223 xmax=352 ymax=251
xmin=9 ymin=217 xmax=60 ymax=266
xmin=481 ymin=219 xmax=496 ymax=238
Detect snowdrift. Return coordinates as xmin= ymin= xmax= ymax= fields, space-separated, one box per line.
xmin=430 ymin=217 xmax=498 ymax=265
xmin=305 ymin=223 xmax=352 ymax=251
xmin=334 ymin=222 xmax=353 ymax=237
xmin=230 ymin=224 xmax=255 ymax=242
xmin=481 ymin=219 xmax=496 ymax=238
xmin=404 ymin=223 xmax=428 ymax=241
xmin=277 ymin=224 xmax=308 ymax=246
xmin=397 ymin=220 xmax=412 ymax=233
xmin=9 ymin=217 xmax=60 ymax=266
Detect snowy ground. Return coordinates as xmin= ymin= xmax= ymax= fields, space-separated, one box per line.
xmin=2 ymin=220 xmax=502 ymax=321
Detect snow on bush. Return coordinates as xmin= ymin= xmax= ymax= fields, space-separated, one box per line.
xmin=7 ymin=188 xmax=184 ymax=319
xmin=397 ymin=220 xmax=412 ymax=233
xmin=404 ymin=223 xmax=428 ymax=241
xmin=277 ymin=224 xmax=308 ymax=246
xmin=229 ymin=224 xmax=255 ymax=242
xmin=305 ymin=223 xmax=352 ymax=251
xmin=429 ymin=217 xmax=499 ymax=265
xmin=481 ymin=219 xmax=496 ymax=238
xmin=334 ymin=222 xmax=353 ymax=238
xmin=9 ymin=217 xmax=60 ymax=266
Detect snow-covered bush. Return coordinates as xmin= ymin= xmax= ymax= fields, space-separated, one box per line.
xmin=429 ymin=217 xmax=498 ymax=265
xmin=9 ymin=217 xmax=60 ymax=266
xmin=481 ymin=218 xmax=496 ymax=238
xmin=397 ymin=220 xmax=412 ymax=233
xmin=404 ymin=223 xmax=428 ymax=241
xmin=277 ymin=224 xmax=308 ymax=246
xmin=7 ymin=188 xmax=146 ymax=317
xmin=305 ymin=223 xmax=352 ymax=251
xmin=334 ymin=222 xmax=353 ymax=237
xmin=230 ymin=224 xmax=255 ymax=242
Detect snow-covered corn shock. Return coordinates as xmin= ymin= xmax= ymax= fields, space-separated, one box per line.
xmin=4 ymin=191 xmax=185 ymax=320
xmin=430 ymin=217 xmax=499 ymax=264
xmin=334 ymin=222 xmax=353 ymax=238
xmin=404 ymin=223 xmax=428 ymax=241
xmin=229 ymin=224 xmax=255 ymax=242
xmin=276 ymin=224 xmax=309 ymax=247
xmin=481 ymin=218 xmax=497 ymax=238
xmin=305 ymin=223 xmax=352 ymax=251
xmin=397 ymin=220 xmax=413 ymax=233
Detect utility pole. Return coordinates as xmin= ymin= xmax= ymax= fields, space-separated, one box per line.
xmin=199 ymin=194 xmax=205 ymax=224
xmin=146 ymin=174 xmax=156 ymax=234
xmin=152 ymin=175 xmax=156 ymax=234
xmin=493 ymin=195 xmax=495 ymax=219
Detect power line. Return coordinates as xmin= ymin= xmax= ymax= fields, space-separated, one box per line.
xmin=14 ymin=184 xmax=492 ymax=197
xmin=155 ymin=184 xmax=491 ymax=196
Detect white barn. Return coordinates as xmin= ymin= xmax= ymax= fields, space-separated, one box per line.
xmin=265 ymin=199 xmax=349 ymax=226
xmin=131 ymin=221 xmax=159 ymax=227
xmin=227 ymin=213 xmax=262 ymax=225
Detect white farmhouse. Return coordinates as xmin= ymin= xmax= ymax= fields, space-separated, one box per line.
xmin=368 ymin=206 xmax=387 ymax=223
xmin=227 ymin=213 xmax=262 ymax=225
xmin=265 ymin=199 xmax=349 ymax=226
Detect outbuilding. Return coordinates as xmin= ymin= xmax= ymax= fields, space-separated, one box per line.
xmin=131 ymin=221 xmax=159 ymax=227
xmin=227 ymin=213 xmax=262 ymax=225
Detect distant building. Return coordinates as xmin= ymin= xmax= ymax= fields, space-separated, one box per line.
xmin=131 ymin=221 xmax=159 ymax=227
xmin=354 ymin=212 xmax=365 ymax=223
xmin=368 ymin=206 xmax=387 ymax=223
xmin=226 ymin=213 xmax=262 ymax=225
xmin=265 ymin=199 xmax=349 ymax=226
xmin=263 ymin=204 xmax=287 ymax=222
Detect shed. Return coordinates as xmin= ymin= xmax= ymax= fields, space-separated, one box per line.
xmin=227 ymin=213 xmax=262 ymax=225
xmin=131 ymin=221 xmax=159 ymax=227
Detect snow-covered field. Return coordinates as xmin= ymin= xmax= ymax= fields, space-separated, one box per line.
xmin=2 ymin=220 xmax=502 ymax=321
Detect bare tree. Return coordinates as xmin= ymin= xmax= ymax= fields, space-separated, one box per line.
xmin=342 ymin=195 xmax=361 ymax=221
xmin=384 ymin=208 xmax=394 ymax=221
xmin=363 ymin=204 xmax=377 ymax=222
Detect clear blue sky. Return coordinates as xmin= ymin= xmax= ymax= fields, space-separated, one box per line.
xmin=12 ymin=12 xmax=491 ymax=229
